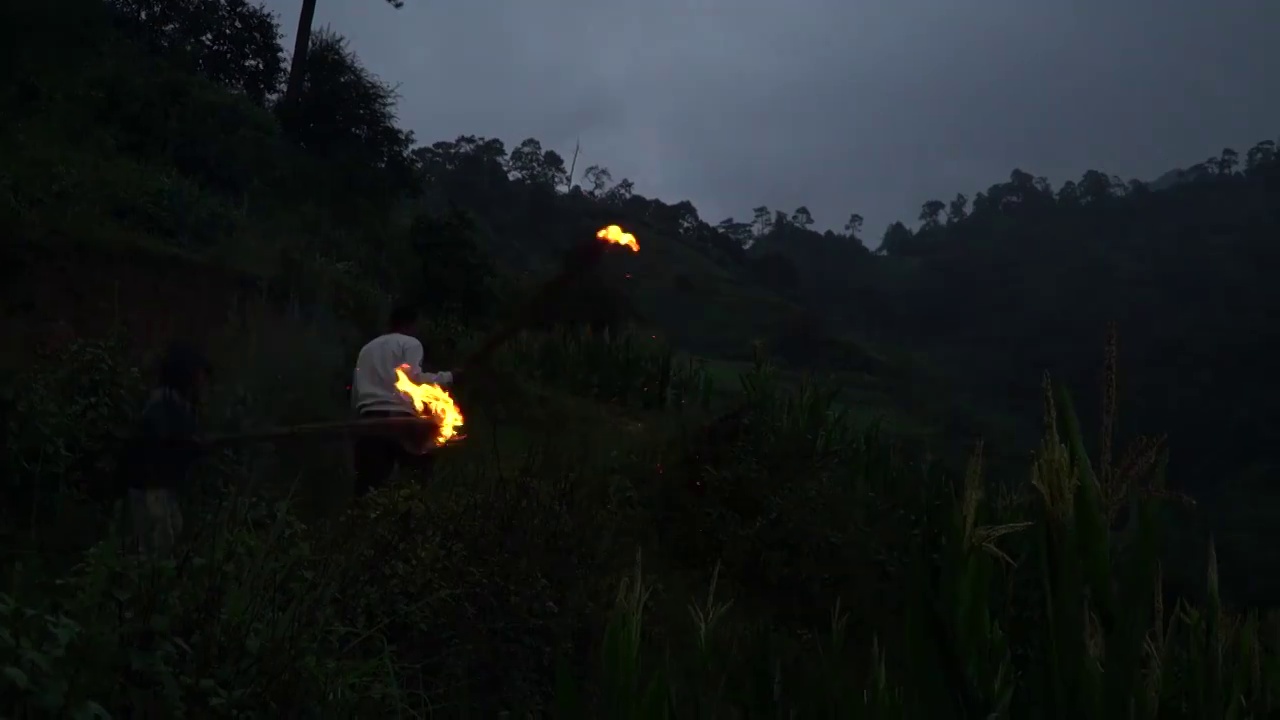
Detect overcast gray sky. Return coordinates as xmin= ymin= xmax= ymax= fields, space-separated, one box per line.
xmin=262 ymin=0 xmax=1278 ymax=240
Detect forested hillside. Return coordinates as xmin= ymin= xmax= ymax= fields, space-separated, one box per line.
xmin=854 ymin=157 xmax=1280 ymax=493
xmin=4 ymin=0 xmax=1280 ymax=715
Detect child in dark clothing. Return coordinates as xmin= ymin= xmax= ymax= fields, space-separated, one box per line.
xmin=124 ymin=341 xmax=212 ymax=554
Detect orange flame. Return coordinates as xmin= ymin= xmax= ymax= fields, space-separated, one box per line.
xmin=393 ymin=365 xmax=464 ymax=444
xmin=596 ymin=224 xmax=639 ymax=252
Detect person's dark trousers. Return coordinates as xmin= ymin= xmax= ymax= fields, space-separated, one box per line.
xmin=351 ymin=410 xmax=437 ymax=498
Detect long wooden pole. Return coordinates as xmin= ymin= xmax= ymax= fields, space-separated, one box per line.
xmin=200 ymin=416 xmax=441 ymax=449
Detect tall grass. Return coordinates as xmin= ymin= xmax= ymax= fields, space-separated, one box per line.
xmin=571 ymin=335 xmax=1280 ymax=719
xmin=495 ymin=325 xmax=714 ymax=413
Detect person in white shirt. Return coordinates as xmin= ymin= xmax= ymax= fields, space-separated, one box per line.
xmin=350 ymin=304 xmax=458 ymax=496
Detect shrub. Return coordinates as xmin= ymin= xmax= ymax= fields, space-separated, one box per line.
xmin=1 ymin=495 xmax=403 ymax=717
xmin=1 ymin=335 xmax=143 ymax=542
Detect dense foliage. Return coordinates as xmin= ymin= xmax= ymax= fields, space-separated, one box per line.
xmin=3 ymin=0 xmax=1278 ymax=716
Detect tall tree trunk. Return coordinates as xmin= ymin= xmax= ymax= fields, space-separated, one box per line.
xmin=283 ymin=0 xmax=318 ymax=109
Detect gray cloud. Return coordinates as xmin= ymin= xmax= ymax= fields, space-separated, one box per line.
xmin=262 ymin=0 xmax=1280 ymax=240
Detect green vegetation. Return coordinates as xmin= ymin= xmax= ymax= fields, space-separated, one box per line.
xmin=2 ymin=0 xmax=1279 ymax=716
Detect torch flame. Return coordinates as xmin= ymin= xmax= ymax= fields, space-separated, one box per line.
xmin=393 ymin=365 xmax=464 ymax=444
xmin=596 ymin=224 xmax=639 ymax=252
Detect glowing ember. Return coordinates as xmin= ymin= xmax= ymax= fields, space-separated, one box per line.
xmin=393 ymin=365 xmax=465 ymax=444
xmin=596 ymin=224 xmax=639 ymax=252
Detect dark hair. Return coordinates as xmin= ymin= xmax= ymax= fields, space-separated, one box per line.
xmin=388 ymin=304 xmax=420 ymax=331
xmin=158 ymin=340 xmax=213 ymax=400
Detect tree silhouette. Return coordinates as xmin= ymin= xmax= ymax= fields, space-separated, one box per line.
xmin=1246 ymin=140 xmax=1276 ymax=171
xmin=717 ymin=218 xmax=754 ymax=248
xmin=582 ymin=164 xmax=613 ymax=196
xmin=843 ymin=213 xmax=864 ymax=243
xmin=751 ymin=206 xmax=772 ymax=239
xmin=109 ymin=0 xmax=285 ymax=103
xmin=509 ymin=138 xmax=568 ymax=188
xmin=946 ymin=193 xmax=968 ymax=224
xmin=282 ymin=0 xmax=405 ymax=111
xmin=879 ymin=221 xmax=913 ymax=255
xmin=918 ymin=199 xmax=945 ymax=229
xmin=1217 ymin=147 xmax=1239 ymax=175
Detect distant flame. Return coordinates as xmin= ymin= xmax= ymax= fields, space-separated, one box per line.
xmin=393 ymin=365 xmax=464 ymax=444
xmin=596 ymin=224 xmax=639 ymax=252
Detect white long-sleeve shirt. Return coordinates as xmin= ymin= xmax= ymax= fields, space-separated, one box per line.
xmin=350 ymin=333 xmax=454 ymax=415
